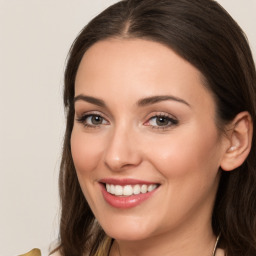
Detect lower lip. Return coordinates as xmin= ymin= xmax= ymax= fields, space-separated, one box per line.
xmin=100 ymin=184 xmax=158 ymax=209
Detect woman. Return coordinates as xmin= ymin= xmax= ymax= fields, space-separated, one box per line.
xmin=23 ymin=0 xmax=256 ymax=255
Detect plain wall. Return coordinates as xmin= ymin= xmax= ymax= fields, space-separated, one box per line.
xmin=0 ymin=1 xmax=255 ymax=255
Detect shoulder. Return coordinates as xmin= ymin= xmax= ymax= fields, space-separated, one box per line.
xmin=216 ymin=248 xmax=225 ymax=256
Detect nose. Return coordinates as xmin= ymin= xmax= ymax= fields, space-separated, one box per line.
xmin=103 ymin=125 xmax=142 ymax=172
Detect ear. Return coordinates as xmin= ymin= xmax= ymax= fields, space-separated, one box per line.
xmin=220 ymin=111 xmax=253 ymax=171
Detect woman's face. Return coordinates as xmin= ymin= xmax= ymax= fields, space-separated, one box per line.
xmin=71 ymin=39 xmax=227 ymax=241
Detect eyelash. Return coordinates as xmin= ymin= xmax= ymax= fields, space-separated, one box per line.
xmin=145 ymin=113 xmax=179 ymax=130
xmin=76 ymin=113 xmax=109 ymax=128
xmin=76 ymin=113 xmax=179 ymax=130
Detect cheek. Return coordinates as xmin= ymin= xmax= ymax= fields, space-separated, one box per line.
xmin=145 ymin=125 xmax=222 ymax=179
xmin=142 ymin=127 xmax=222 ymax=228
xmin=70 ymin=129 xmax=107 ymax=211
xmin=70 ymin=129 xmax=104 ymax=176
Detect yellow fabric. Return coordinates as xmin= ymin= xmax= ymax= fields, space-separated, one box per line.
xmin=19 ymin=248 xmax=41 ymax=256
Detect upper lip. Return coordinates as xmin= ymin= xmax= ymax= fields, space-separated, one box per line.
xmin=99 ymin=178 xmax=160 ymax=185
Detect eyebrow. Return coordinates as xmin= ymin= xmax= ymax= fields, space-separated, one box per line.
xmin=73 ymin=95 xmax=106 ymax=107
xmin=137 ymin=95 xmax=190 ymax=107
xmin=73 ymin=94 xmax=190 ymax=108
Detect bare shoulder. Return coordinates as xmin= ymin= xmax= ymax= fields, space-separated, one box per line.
xmin=216 ymin=248 xmax=225 ymax=256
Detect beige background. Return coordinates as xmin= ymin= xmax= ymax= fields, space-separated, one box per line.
xmin=0 ymin=1 xmax=255 ymax=255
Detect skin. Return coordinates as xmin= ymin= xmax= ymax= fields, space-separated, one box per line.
xmin=71 ymin=39 xmax=229 ymax=256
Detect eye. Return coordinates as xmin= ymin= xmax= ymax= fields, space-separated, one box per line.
xmin=88 ymin=115 xmax=105 ymax=125
xmin=76 ymin=114 xmax=109 ymax=128
xmin=145 ymin=114 xmax=178 ymax=129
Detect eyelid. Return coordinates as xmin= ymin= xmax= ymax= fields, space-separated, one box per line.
xmin=76 ymin=110 xmax=108 ymax=119
xmin=144 ymin=111 xmax=177 ymax=121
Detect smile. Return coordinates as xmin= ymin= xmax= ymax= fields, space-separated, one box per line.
xmin=105 ymin=184 xmax=158 ymax=196
xmin=99 ymin=179 xmax=160 ymax=209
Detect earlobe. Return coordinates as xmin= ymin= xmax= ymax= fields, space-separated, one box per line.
xmin=220 ymin=111 xmax=253 ymax=171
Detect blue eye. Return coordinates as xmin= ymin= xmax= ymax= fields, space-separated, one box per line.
xmin=77 ymin=114 xmax=108 ymax=127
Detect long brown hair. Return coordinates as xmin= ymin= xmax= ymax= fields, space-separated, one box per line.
xmin=58 ymin=0 xmax=256 ymax=255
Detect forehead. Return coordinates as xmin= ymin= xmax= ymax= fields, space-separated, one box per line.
xmin=76 ymin=38 xmax=203 ymax=86
xmin=75 ymin=38 xmax=215 ymax=114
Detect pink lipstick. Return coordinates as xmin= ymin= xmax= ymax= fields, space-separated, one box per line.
xmin=99 ymin=179 xmax=159 ymax=209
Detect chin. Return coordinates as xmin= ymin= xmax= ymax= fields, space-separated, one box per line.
xmin=105 ymin=228 xmax=150 ymax=241
xmin=99 ymin=215 xmax=157 ymax=241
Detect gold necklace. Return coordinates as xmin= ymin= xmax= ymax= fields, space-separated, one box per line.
xmin=116 ymin=234 xmax=220 ymax=256
xmin=212 ymin=234 xmax=220 ymax=256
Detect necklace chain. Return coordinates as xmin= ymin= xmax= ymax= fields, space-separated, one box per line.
xmin=116 ymin=234 xmax=220 ymax=256
xmin=212 ymin=234 xmax=220 ymax=256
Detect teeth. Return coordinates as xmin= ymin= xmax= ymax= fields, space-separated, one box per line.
xmin=133 ymin=185 xmax=140 ymax=195
xmin=123 ymin=185 xmax=133 ymax=196
xmin=105 ymin=183 xmax=158 ymax=196
xmin=141 ymin=184 xmax=147 ymax=194
xmin=115 ymin=185 xmax=123 ymax=196
xmin=148 ymin=184 xmax=156 ymax=192
xmin=110 ymin=184 xmax=115 ymax=194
